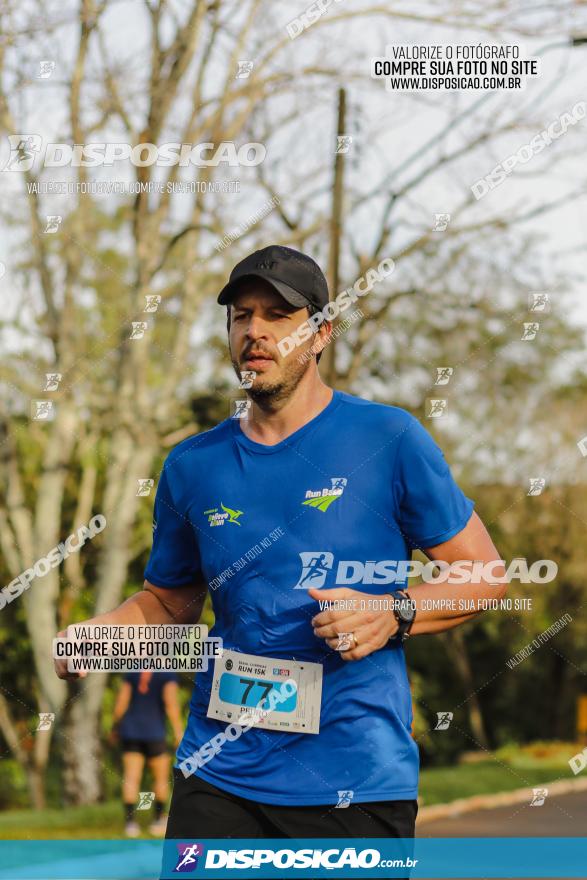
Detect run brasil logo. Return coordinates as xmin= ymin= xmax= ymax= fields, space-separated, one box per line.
xmin=301 ymin=477 xmax=347 ymax=512
xmin=204 ymin=502 xmax=244 ymax=526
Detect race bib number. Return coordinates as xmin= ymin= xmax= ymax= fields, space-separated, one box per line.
xmin=207 ymin=649 xmax=322 ymax=734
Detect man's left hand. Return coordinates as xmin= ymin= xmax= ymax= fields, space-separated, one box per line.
xmin=309 ymin=587 xmax=399 ymax=661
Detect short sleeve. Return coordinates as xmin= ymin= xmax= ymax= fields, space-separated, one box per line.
xmin=144 ymin=466 xmax=202 ymax=589
xmin=393 ymin=416 xmax=474 ymax=550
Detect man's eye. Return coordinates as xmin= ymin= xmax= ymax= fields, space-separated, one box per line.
xmin=233 ymin=313 xmax=247 ymax=321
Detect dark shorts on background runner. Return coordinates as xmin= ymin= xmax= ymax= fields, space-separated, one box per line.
xmin=166 ymin=769 xmax=417 ymax=879
xmin=121 ymin=738 xmax=167 ymax=758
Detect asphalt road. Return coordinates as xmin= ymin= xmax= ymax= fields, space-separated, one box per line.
xmin=416 ymin=790 xmax=587 ymax=879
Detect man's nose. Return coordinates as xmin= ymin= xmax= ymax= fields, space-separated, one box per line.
xmin=245 ymin=316 xmax=269 ymax=339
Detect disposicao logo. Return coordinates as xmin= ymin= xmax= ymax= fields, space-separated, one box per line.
xmin=294 ymin=552 xmax=334 ymax=589
xmin=174 ymin=842 xmax=204 ymax=873
xmin=294 ymin=552 xmax=410 ymax=589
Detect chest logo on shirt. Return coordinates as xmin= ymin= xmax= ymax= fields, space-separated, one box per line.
xmin=204 ymin=502 xmax=244 ymax=527
xmin=302 ymin=477 xmax=347 ymax=512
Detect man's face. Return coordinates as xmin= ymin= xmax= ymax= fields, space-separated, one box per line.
xmin=228 ymin=281 xmax=318 ymax=404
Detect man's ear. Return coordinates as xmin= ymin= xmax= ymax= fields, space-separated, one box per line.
xmin=226 ymin=307 xmax=231 ymax=331
xmin=312 ymin=321 xmax=332 ymax=354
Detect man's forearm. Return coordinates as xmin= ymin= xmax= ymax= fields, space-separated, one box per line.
xmin=55 ymin=583 xmax=203 ymax=680
xmin=408 ymin=570 xmax=508 ymax=636
xmin=410 ymin=612 xmax=475 ymax=635
xmin=70 ymin=584 xmax=205 ymax=626
xmin=74 ymin=582 xmax=205 ymax=631
xmin=77 ymin=589 xmax=178 ymax=629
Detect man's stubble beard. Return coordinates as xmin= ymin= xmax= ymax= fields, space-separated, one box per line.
xmin=230 ymin=344 xmax=314 ymax=411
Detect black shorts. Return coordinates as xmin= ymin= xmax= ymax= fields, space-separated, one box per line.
xmin=121 ymin=738 xmax=168 ymax=758
xmin=165 ymin=770 xmax=417 ymax=878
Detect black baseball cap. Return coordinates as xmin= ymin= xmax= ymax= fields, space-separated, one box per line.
xmin=217 ymin=245 xmax=329 ymax=310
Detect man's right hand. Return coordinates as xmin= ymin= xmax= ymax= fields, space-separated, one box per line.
xmin=54 ymin=628 xmax=88 ymax=681
xmin=53 ymin=580 xmax=206 ymax=681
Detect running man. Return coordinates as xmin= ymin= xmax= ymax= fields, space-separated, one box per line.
xmin=111 ymin=670 xmax=183 ymax=837
xmin=55 ymin=245 xmax=506 ymax=852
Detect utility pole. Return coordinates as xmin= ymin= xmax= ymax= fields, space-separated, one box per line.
xmin=321 ymin=87 xmax=346 ymax=386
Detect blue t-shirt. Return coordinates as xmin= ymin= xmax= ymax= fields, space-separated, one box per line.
xmin=118 ymin=672 xmax=177 ymax=741
xmin=144 ymin=391 xmax=474 ymax=805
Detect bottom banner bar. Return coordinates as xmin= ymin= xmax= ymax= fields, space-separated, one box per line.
xmin=0 ymin=838 xmax=585 ymax=879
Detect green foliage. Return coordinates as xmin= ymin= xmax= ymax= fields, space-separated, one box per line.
xmin=419 ymin=760 xmax=565 ymax=806
xmin=0 ymin=742 xmax=574 ymax=826
xmin=0 ymin=761 xmax=29 ymax=810
xmin=494 ymin=740 xmax=581 ymax=769
xmin=0 ymin=801 xmax=126 ymax=839
xmin=409 ymin=484 xmax=587 ymax=768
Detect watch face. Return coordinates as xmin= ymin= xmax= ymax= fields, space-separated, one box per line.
xmin=394 ymin=595 xmax=415 ymax=622
xmin=398 ymin=605 xmax=414 ymax=623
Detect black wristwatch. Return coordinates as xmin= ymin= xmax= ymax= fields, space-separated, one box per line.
xmin=389 ymin=590 xmax=416 ymax=643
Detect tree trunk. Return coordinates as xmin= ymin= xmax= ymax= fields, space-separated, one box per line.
xmin=26 ymin=764 xmax=47 ymax=811
xmin=60 ymin=679 xmax=108 ymax=806
xmin=443 ymin=628 xmax=491 ymax=751
xmin=61 ymin=680 xmax=104 ymax=805
xmin=23 ymin=401 xmax=78 ymax=715
xmin=550 ymin=650 xmax=568 ymax=740
xmin=0 ymin=692 xmax=52 ymax=809
xmin=60 ymin=435 xmax=156 ymax=803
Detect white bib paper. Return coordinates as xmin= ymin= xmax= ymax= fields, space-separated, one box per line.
xmin=207 ymin=649 xmax=323 ymax=734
